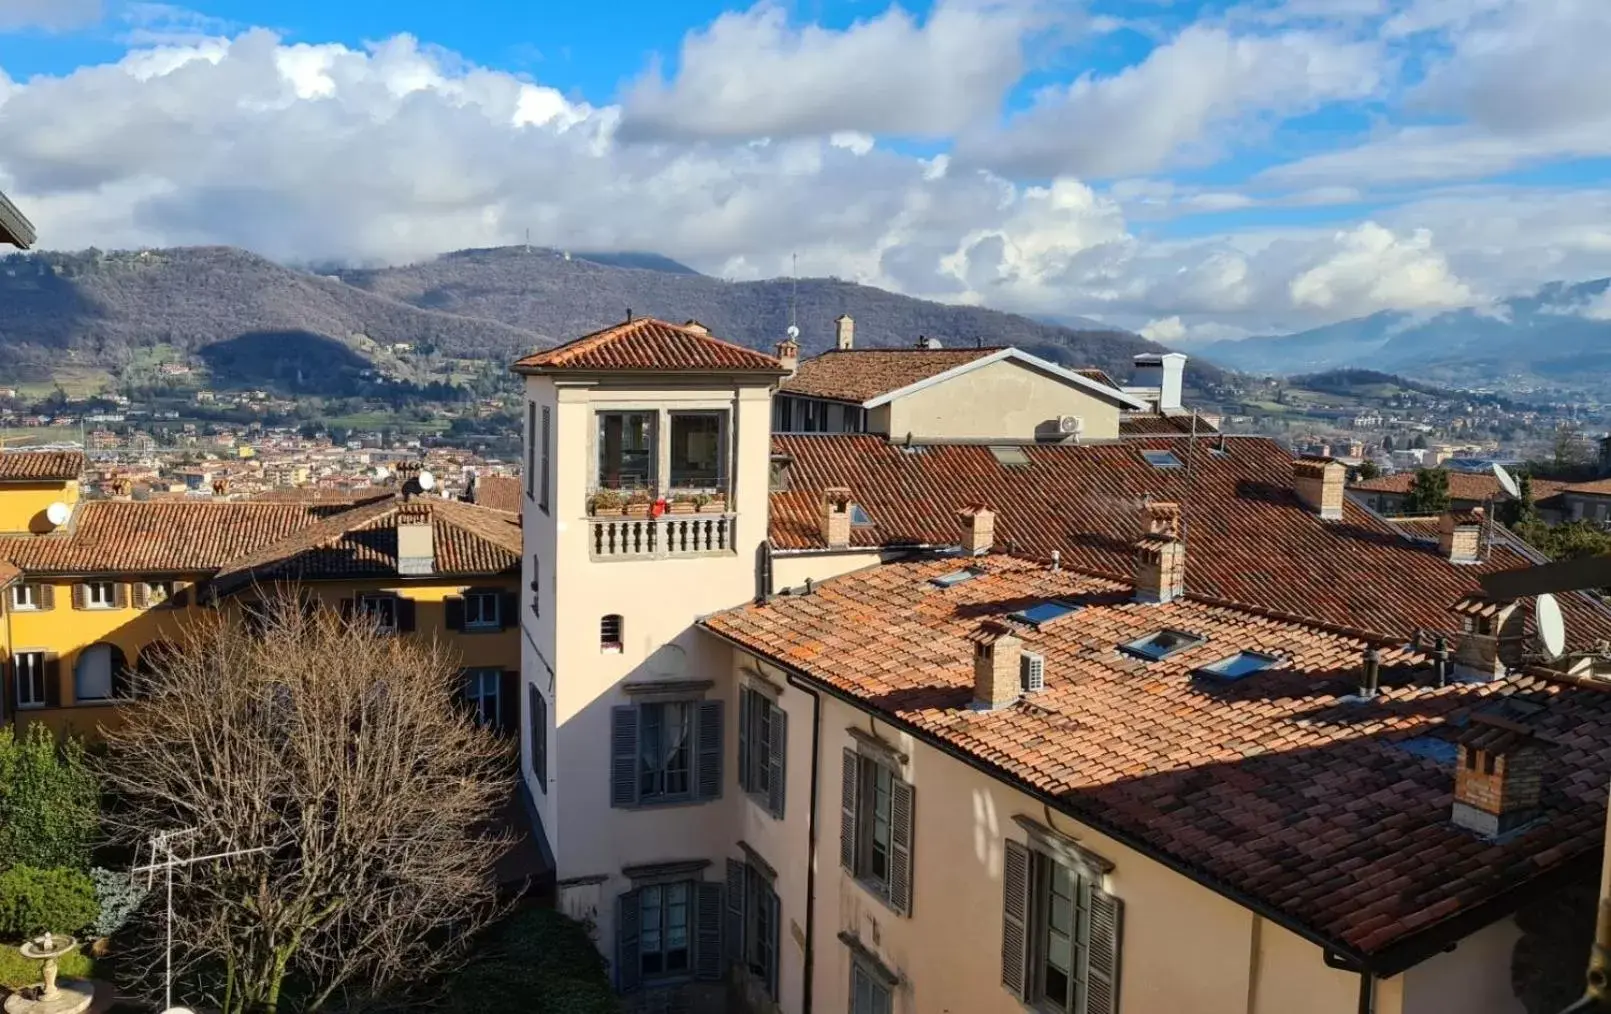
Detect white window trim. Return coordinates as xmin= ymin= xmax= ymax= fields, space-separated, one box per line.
xmin=85 ymin=581 xmax=117 ymax=610
xmin=358 ymin=593 xmax=398 ymax=632
xmin=10 ymin=584 xmax=39 ymax=611
xmin=464 ymin=590 xmax=501 ymax=631
xmin=464 ymin=667 xmax=501 ymax=728
xmin=13 ymin=651 xmax=48 ymax=710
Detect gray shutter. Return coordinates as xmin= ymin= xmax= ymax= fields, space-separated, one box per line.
xmin=696 ymin=881 xmax=724 ymax=981
xmin=1082 ymin=885 xmax=1123 ymax=1014
xmin=737 ymin=686 xmax=752 ymax=794
xmin=610 ymin=706 xmax=640 ymax=808
xmin=839 ymin=748 xmax=859 ymax=872
xmin=1001 ymin=839 xmax=1031 ymax=999
xmin=889 ymin=776 xmax=914 ymax=916
xmin=616 ymin=889 xmax=641 ymax=993
xmin=767 ymin=703 xmax=787 ymax=819
xmin=767 ymin=888 xmax=781 ymax=998
xmin=696 ymin=699 xmax=724 ymax=801
xmin=726 ymin=858 xmax=747 ymax=965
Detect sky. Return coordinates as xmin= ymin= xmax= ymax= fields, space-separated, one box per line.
xmin=1 ymin=0 xmax=1609 ymax=343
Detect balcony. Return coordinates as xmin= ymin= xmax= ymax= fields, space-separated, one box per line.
xmin=588 ymin=512 xmax=738 ymax=560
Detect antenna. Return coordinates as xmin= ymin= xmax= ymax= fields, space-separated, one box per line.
xmin=1536 ymin=592 xmax=1566 ymax=659
xmin=789 ymin=252 xmax=799 ymax=336
xmin=1179 ymin=411 xmax=1201 ymax=591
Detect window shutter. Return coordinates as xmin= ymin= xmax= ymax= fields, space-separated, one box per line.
xmin=444 ymin=596 xmax=465 ymax=631
xmin=1082 ymin=885 xmax=1124 ymax=1014
xmin=767 ymin=703 xmax=787 ymax=819
xmin=71 ymin=584 xmax=86 ymax=610
xmin=38 ymin=584 xmax=54 ymax=611
xmin=610 ymin=706 xmax=640 ymax=808
xmin=696 ymin=880 xmax=723 ymax=982
xmin=498 ymin=671 xmax=520 ymax=735
xmin=500 ymin=591 xmax=518 ymax=629
xmin=737 ymin=687 xmax=752 ymax=793
xmin=839 ymin=748 xmax=860 ymax=872
xmin=540 ymin=406 xmax=551 ymax=511
xmin=1001 ymin=839 xmax=1030 ymax=999
xmin=725 ymin=858 xmax=746 ymax=965
xmin=889 ymin=776 xmax=915 ymax=916
xmin=113 ymin=583 xmax=128 ymax=609
xmin=696 ymin=699 xmax=724 ymax=801
xmin=132 ymin=583 xmax=150 ymax=610
xmin=396 ymin=597 xmax=417 ymax=632
xmin=766 ymin=889 xmax=781 ymax=998
xmin=616 ymin=890 xmax=641 ymax=994
xmin=110 ymin=646 xmax=130 ymax=699
xmin=43 ymin=654 xmax=61 ymax=708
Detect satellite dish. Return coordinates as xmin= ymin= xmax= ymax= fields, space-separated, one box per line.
xmin=373 ymin=466 xmax=390 ymax=483
xmin=45 ymin=501 xmax=70 ymax=527
xmin=1493 ymin=462 xmax=1520 ymax=500
xmin=417 ymin=470 xmax=436 ymax=491
xmin=1536 ymin=592 xmax=1566 ymax=659
xmin=786 ymin=324 xmax=800 ymax=340
xmin=161 ymin=1008 xmax=196 ymax=1014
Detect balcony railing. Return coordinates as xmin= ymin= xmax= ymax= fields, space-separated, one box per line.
xmin=588 ymin=513 xmax=738 ymax=560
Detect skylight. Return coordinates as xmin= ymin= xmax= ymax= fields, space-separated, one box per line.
xmin=1195 ymin=651 xmax=1279 ymax=682
xmin=1121 ymin=629 xmax=1204 ymax=661
xmin=930 ymin=568 xmax=981 ymax=588
xmin=1142 ymin=450 xmax=1183 ymax=470
xmin=849 ymin=504 xmax=874 ymax=527
xmin=1009 ymin=600 xmax=1081 ymax=627
xmin=989 ymin=445 xmax=1031 ymax=467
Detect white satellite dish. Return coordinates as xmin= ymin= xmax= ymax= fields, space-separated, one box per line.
xmin=45 ymin=501 xmax=70 ymax=527
xmin=417 ymin=470 xmax=436 ymax=491
xmin=1536 ymin=592 xmax=1566 ymax=659
xmin=373 ymin=466 xmax=390 ymax=483
xmin=161 ymin=1008 xmax=196 ymax=1014
xmin=785 ymin=324 xmax=800 ymax=340
xmin=1493 ymin=462 xmax=1521 ymax=500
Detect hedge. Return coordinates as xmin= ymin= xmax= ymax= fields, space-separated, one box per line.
xmin=0 ymin=865 xmax=99 ymax=939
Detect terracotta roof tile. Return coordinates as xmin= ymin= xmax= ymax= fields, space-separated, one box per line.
xmin=1350 ymin=470 xmax=1566 ymax=502
xmin=1563 ymin=479 xmax=1611 ymax=497
xmin=511 ymin=317 xmax=783 ymax=374
xmin=471 ymin=475 xmax=523 ymax=514
xmin=0 ymin=450 xmax=84 ymax=482
xmin=1118 ymin=414 xmax=1219 ymax=436
xmin=779 ymin=348 xmax=1005 ymax=404
xmin=701 ymin=555 xmax=1611 ymax=964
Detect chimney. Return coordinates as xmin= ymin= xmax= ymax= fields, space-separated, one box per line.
xmin=835 ymin=314 xmax=855 ymax=351
xmin=1451 ymin=719 xmax=1544 ymax=837
xmin=1131 ymin=353 xmax=1187 ymax=412
xmin=396 ymin=505 xmax=435 ymax=576
xmin=1438 ymin=509 xmax=1484 ymax=563
xmin=915 ymin=335 xmax=942 ymax=350
xmin=1133 ymin=500 xmax=1185 ymax=603
xmin=957 ymin=504 xmax=994 ymax=556
xmin=821 ymin=487 xmax=853 ymax=549
xmin=683 ymin=320 xmax=710 ymax=335
xmin=1358 ymin=647 xmax=1381 ymax=698
xmin=1292 ymin=456 xmax=1345 ymax=521
xmin=777 ymin=338 xmax=800 ymax=376
xmin=210 ymin=478 xmax=228 ymax=498
xmin=1449 ymin=593 xmax=1524 ymax=682
xmin=969 ymin=620 xmax=1022 ymax=710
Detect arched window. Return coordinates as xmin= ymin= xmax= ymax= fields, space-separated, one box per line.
xmin=74 ymin=643 xmax=128 ymax=702
xmin=601 ymin=614 xmax=623 ymax=653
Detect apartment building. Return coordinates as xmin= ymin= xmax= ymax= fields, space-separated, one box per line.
xmin=515 ymin=316 xmax=1611 ymax=1014
xmin=0 ymin=454 xmax=523 ymax=739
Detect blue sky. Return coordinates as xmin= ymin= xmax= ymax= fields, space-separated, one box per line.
xmin=1 ymin=0 xmax=1609 ymax=341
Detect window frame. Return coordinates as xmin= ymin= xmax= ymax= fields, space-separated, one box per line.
xmin=73 ymin=643 xmax=117 ymax=702
xmin=738 ymin=684 xmax=787 ymax=818
xmin=463 ymin=590 xmax=501 ymax=631
xmin=143 ymin=580 xmax=176 ymax=608
xmin=357 ymin=593 xmax=399 ymax=633
xmin=528 ymin=683 xmax=547 ymax=789
xmin=463 ymin=667 xmax=502 ymax=729
xmin=601 ymin=613 xmax=623 ymax=653
xmin=1119 ymin=628 xmax=1205 ymax=662
xmin=666 ymin=410 xmax=730 ymax=492
xmin=538 ymin=405 xmax=551 ymax=513
xmin=12 ymin=650 xmax=48 ymax=710
xmin=10 ymin=584 xmax=39 ymax=611
xmin=1003 ymin=821 xmax=1123 ymax=1014
xmin=1028 ymin=848 xmax=1088 ymax=1012
xmin=526 ymin=401 xmax=536 ymax=501
xmin=841 ymin=746 xmax=913 ymax=915
xmin=637 ymin=879 xmax=695 ymax=982
xmin=850 ymin=955 xmax=895 ymax=1014
xmin=85 ymin=580 xmax=118 ymax=610
xmin=594 ymin=410 xmax=658 ymax=491
xmin=638 ymin=699 xmax=697 ymax=805
xmin=611 ymin=692 xmax=723 ymax=810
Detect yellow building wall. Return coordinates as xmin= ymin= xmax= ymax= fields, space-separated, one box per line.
xmin=876 ymin=358 xmax=1125 ymax=442
xmin=0 ymin=479 xmax=80 ymax=534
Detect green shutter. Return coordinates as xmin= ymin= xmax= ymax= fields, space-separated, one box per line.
xmin=767 ymin=703 xmax=787 ymax=819
xmin=610 ymin=706 xmax=640 ymax=808
xmin=696 ymin=881 xmax=724 ymax=981
xmin=889 ymin=776 xmax=914 ymax=916
xmin=616 ymin=889 xmax=641 ymax=993
xmin=1082 ymin=884 xmax=1123 ymax=1014
xmin=726 ymin=858 xmax=746 ymax=965
xmin=737 ymin=686 xmax=752 ymax=793
xmin=1001 ymin=840 xmax=1030 ymax=999
xmin=696 ymin=699 xmax=724 ymax=800
xmin=839 ymin=749 xmax=859 ymax=872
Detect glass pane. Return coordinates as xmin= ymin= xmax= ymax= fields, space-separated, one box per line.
xmin=853 ymin=968 xmax=872 ymax=1014
xmin=669 ymin=413 xmax=725 ymax=489
xmin=597 ymin=412 xmax=655 ymax=490
xmin=640 ymin=886 xmax=662 ymax=970
xmin=870 ymin=765 xmax=892 ymax=882
xmin=640 ymin=706 xmax=662 ymax=797
xmin=664 ymin=702 xmax=692 ymax=797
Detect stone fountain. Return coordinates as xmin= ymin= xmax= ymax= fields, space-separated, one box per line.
xmin=2 ymin=933 xmax=94 ymax=1014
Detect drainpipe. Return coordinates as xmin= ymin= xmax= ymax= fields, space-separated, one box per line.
xmin=786 ymin=672 xmax=824 ymax=1014
xmin=1358 ymin=971 xmax=1375 ymax=1014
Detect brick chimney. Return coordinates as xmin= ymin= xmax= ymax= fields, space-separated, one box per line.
xmin=1451 ymin=718 xmax=1544 ymax=837
xmin=969 ymin=620 xmax=1022 ymax=710
xmin=1134 ymin=500 xmax=1185 ymax=603
xmin=957 ymin=504 xmax=994 ymax=556
xmin=396 ymin=504 xmax=435 ymax=576
xmin=1449 ymin=593 xmax=1524 ymax=682
xmin=1292 ymin=456 xmax=1345 ymax=521
xmin=1439 ymin=509 xmax=1484 ymax=563
xmin=835 ymin=314 xmax=855 ymax=351
xmin=821 ymin=487 xmax=853 ymax=549
xmin=210 ymin=477 xmax=229 ymax=498
xmin=777 ymin=338 xmax=800 ymax=376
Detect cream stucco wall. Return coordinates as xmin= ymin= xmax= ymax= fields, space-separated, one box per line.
xmin=1395 ymin=917 xmax=1525 ymax=1014
xmin=770 ymin=550 xmax=885 ymax=592
xmin=878 ymin=359 xmax=1124 ymax=442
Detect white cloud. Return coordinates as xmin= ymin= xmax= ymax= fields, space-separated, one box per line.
xmin=1139 ymin=315 xmax=1186 ymax=341
xmin=0 ymin=0 xmax=101 ymax=31
xmin=1287 ymin=222 xmax=1472 ymax=311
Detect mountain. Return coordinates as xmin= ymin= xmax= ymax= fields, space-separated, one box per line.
xmin=1198 ymin=278 xmax=1611 ymax=387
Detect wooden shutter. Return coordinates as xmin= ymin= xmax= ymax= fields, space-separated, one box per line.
xmin=615 ymin=889 xmax=641 ymax=993
xmin=498 ymin=671 xmax=519 ymax=735
xmin=696 ymin=880 xmax=724 ymax=981
xmin=726 ymin=858 xmax=746 ymax=965
xmin=132 ymin=582 xmax=149 ymax=609
xmin=37 ymin=584 xmax=54 ymax=611
xmin=499 ymin=591 xmax=518 ymax=630
xmin=396 ymin=597 xmax=417 ymax=632
xmin=1001 ymin=839 xmax=1031 ymax=999
xmin=1082 ymin=885 xmax=1124 ymax=1014
xmin=610 ymin=706 xmax=640 ymax=808
xmin=109 ymin=646 xmax=130 ymax=699
xmin=890 ymin=776 xmax=915 ymax=916
xmin=737 ymin=687 xmax=752 ymax=793
xmin=839 ymin=748 xmax=860 ymax=872
xmin=43 ymin=654 xmax=61 ymax=708
xmin=444 ymin=596 xmax=465 ymax=631
xmin=767 ymin=703 xmax=787 ymax=819
xmin=71 ymin=584 xmax=86 ymax=610
xmin=696 ymin=699 xmax=724 ymax=801
xmin=113 ymin=583 xmax=128 ymax=609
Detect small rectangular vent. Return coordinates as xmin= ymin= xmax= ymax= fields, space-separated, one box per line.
xmin=1020 ymin=652 xmax=1045 ymax=693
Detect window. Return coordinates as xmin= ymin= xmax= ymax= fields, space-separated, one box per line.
xmin=10 ymin=651 xmax=51 ymax=709
xmin=610 ymin=698 xmax=723 ymax=808
xmin=463 ymin=668 xmax=501 ymax=728
xmin=773 ymin=396 xmax=795 ymax=433
xmin=74 ymin=643 xmax=126 ymax=702
xmin=141 ymin=581 xmax=174 ymax=608
xmin=1002 ymin=839 xmax=1123 ymax=1014
xmin=840 ymin=749 xmax=914 ymax=915
xmin=357 ymin=594 xmax=399 ymax=633
xmin=464 ymin=590 xmax=501 ymax=630
xmin=803 ymin=400 xmax=827 ymax=433
xmin=769 ymin=455 xmax=794 ymax=492
xmin=530 ymin=556 xmax=540 ymax=618
xmin=601 ymin=613 xmax=623 ymax=652
xmin=929 ymin=568 xmax=981 ymax=588
xmin=727 ymin=857 xmax=781 ymax=999
xmin=990 ymin=445 xmax=1031 ymax=468
xmin=526 ymin=402 xmax=536 ymax=500
xmin=1195 ymin=651 xmax=1279 ymax=682
xmin=1141 ymin=449 xmax=1183 ymax=469
xmin=640 ymin=881 xmax=692 ymax=977
xmin=84 ymin=581 xmax=118 ymax=609
xmin=596 ymin=411 xmax=655 ymax=490
xmin=9 ymin=584 xmax=41 ymax=611
xmin=739 ymin=686 xmax=787 ymax=818
xmin=849 ymin=504 xmax=874 ymax=527
xmin=669 ymin=412 xmax=727 ymax=490
xmin=539 ymin=406 xmax=551 ymax=512
xmin=529 ymin=684 xmax=547 ymax=788
xmin=1009 ymin=600 xmax=1081 ymax=627
xmin=1120 ymin=628 xmax=1204 ymax=661
xmin=851 ymin=958 xmax=894 ymax=1014
xmin=616 ymin=876 xmax=723 ymax=992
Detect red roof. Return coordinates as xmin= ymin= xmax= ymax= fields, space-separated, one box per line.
xmin=702 ymin=555 xmax=1611 ymax=968
xmin=779 ymin=348 xmax=1004 ymax=404
xmin=1118 ymin=413 xmax=1219 ymax=436
xmin=1350 ymin=470 xmax=1566 ymax=502
xmin=511 ymin=317 xmax=783 ymax=374
xmin=767 ymin=434 xmax=1611 ymax=648
xmin=0 ymin=451 xmax=84 ymax=482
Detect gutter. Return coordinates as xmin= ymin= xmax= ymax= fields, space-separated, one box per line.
xmin=785 ymin=672 xmax=824 ymax=1014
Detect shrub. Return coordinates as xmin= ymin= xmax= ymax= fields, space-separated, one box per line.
xmin=0 ymin=865 xmax=99 ymax=938
xmin=0 ymin=725 xmax=100 ymax=872
xmin=91 ymin=867 xmax=148 ymax=938
xmin=446 ymin=907 xmax=618 ymax=1014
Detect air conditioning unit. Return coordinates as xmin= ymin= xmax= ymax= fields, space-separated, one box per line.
xmin=1057 ymin=415 xmax=1083 ymax=436
xmin=1020 ymin=652 xmax=1045 ymax=693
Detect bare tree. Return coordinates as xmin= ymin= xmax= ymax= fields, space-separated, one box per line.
xmin=99 ymin=591 xmax=515 ymax=1013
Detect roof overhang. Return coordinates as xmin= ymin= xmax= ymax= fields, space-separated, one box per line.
xmin=0 ymin=189 xmax=36 ymax=249
xmin=860 ymin=348 xmax=1149 ymax=411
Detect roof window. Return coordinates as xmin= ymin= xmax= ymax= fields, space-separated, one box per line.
xmin=849 ymin=504 xmax=874 ymax=527
xmin=1121 ymin=628 xmax=1204 ymax=661
xmin=930 ymin=567 xmax=983 ymax=588
xmin=989 ymin=445 xmax=1031 ymax=468
xmin=1008 ymin=600 xmax=1081 ymax=627
xmin=1142 ymin=450 xmax=1183 ymax=470
xmin=1195 ymin=651 xmax=1279 ymax=682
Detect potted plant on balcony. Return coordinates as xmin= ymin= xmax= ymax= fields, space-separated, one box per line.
xmin=668 ymin=492 xmax=699 ymax=515
xmin=588 ymin=489 xmax=626 ymax=517
xmin=624 ymin=489 xmax=654 ymax=518
xmin=695 ymin=492 xmax=727 ymax=514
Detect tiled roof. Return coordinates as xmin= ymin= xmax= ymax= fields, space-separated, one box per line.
xmin=1075 ymin=367 xmax=1120 ymax=387
xmin=701 ymin=555 xmax=1611 ymax=967
xmin=1118 ymin=413 xmax=1219 ymax=436
xmin=1350 ymin=470 xmax=1566 ymax=502
xmin=767 ymin=434 xmax=1611 ymax=648
xmin=0 ymin=558 xmax=19 ymax=587
xmin=248 ymin=487 xmax=393 ymax=505
xmin=1562 ymin=479 xmax=1611 ymax=497
xmin=511 ymin=317 xmax=783 ymax=374
xmin=471 ymin=475 xmax=523 ymax=514
xmin=0 ymin=450 xmax=84 ymax=482
xmin=779 ymin=348 xmax=1004 ymax=404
